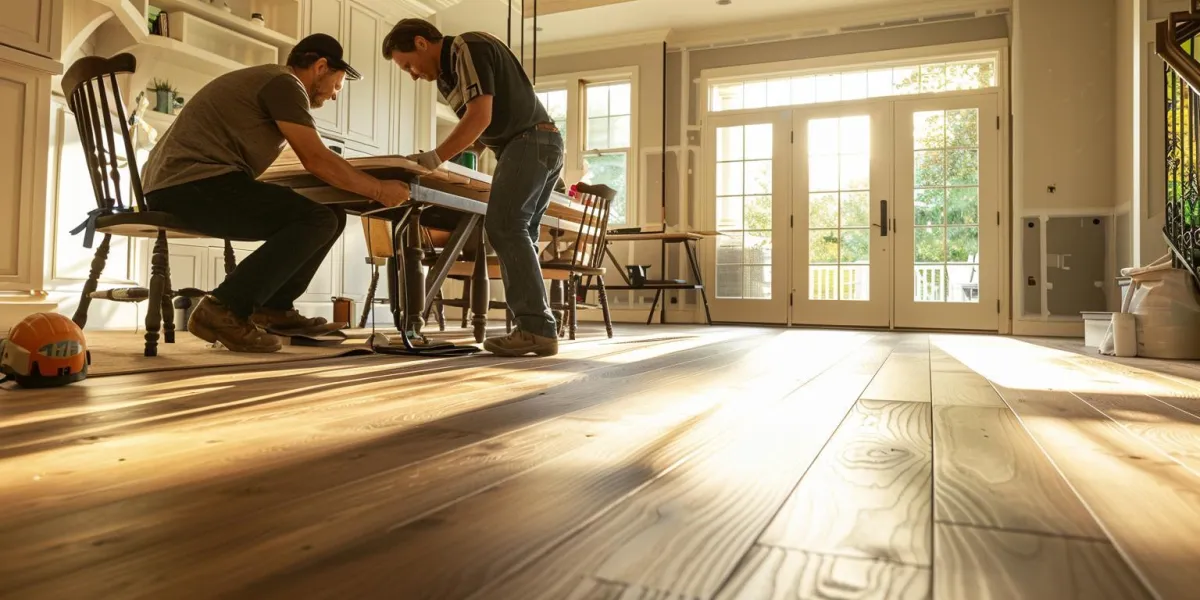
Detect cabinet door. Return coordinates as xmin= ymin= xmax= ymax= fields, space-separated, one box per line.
xmin=307 ymin=0 xmax=345 ymax=136
xmin=340 ymin=215 xmax=372 ymax=302
xmin=207 ymin=245 xmax=253 ymax=292
xmin=375 ymin=18 xmax=394 ymax=154
xmin=344 ymin=3 xmax=380 ymax=148
xmin=0 ymin=0 xmax=59 ymax=60
xmin=161 ymin=242 xmax=208 ymax=292
xmin=0 ymin=61 xmax=50 ymax=292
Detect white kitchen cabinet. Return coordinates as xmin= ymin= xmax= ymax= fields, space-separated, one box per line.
xmin=306 ymin=0 xmax=345 ymax=136
xmin=0 ymin=0 xmax=62 ymax=61
xmin=0 ymin=56 xmax=53 ymax=294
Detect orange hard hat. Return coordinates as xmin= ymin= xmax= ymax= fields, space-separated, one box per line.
xmin=0 ymin=313 xmax=90 ymax=388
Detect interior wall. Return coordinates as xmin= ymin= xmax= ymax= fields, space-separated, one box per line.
xmin=1014 ymin=0 xmax=1117 ymax=213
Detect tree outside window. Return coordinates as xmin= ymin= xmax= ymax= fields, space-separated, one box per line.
xmin=535 ymin=89 xmax=568 ymax=147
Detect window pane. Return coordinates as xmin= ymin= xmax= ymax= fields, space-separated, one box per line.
xmin=809 ymin=193 xmax=838 ymax=228
xmin=840 ymin=153 xmax=869 ymax=191
xmin=809 ymin=229 xmax=839 ymax=263
xmin=947 ymin=149 xmax=979 ymax=185
xmin=808 ymin=119 xmax=839 ymax=155
xmin=947 ymin=226 xmax=979 ymax=262
xmin=915 ymin=150 xmax=946 ymax=187
xmin=582 ymin=152 xmax=627 ymax=224
xmin=946 ymin=109 xmax=979 ymax=148
xmin=868 ymin=69 xmax=893 ymax=97
xmin=767 ymin=78 xmax=792 ymax=106
xmin=744 ymin=80 xmax=767 ymax=108
xmin=717 ymin=126 xmax=744 ymax=161
xmin=840 ymin=229 xmax=870 ymax=263
xmin=841 ymin=71 xmax=868 ymax=100
xmin=810 ymin=265 xmax=838 ymax=300
xmin=587 ymin=85 xmax=608 ymax=117
xmin=914 ymin=111 xmax=946 ymax=150
xmin=921 ymin=64 xmax=947 ymax=93
xmin=712 ymin=83 xmax=743 ymax=111
xmin=717 ymin=265 xmax=744 ymax=298
xmin=717 ymin=161 xmax=743 ymax=196
xmin=744 ymin=231 xmax=772 ymax=264
xmin=610 ymin=115 xmax=631 ymax=148
xmin=915 ymin=265 xmax=946 ymax=302
xmin=792 ymin=76 xmax=816 ymax=104
xmin=743 ymin=265 xmax=771 ymax=299
xmin=947 ymin=187 xmax=979 ymax=225
xmin=744 ymin=195 xmax=772 ymax=230
xmin=717 ymin=230 xmax=744 ymax=264
xmin=587 ymin=117 xmax=610 ymax=150
xmin=744 ymin=160 xmax=772 ymax=194
xmin=841 ymin=265 xmax=870 ymax=301
xmin=717 ymin=196 xmax=744 ymax=231
xmin=815 ymin=73 xmax=840 ymax=102
xmin=809 ymin=156 xmax=839 ymax=192
xmin=915 ymin=226 xmax=945 ymax=263
xmin=609 ymin=83 xmax=631 ymax=115
xmin=745 ymin=124 xmax=773 ymax=160
xmin=947 ymin=264 xmax=980 ymax=303
xmin=840 ymin=116 xmax=870 ymax=155
xmin=915 ymin=188 xmax=946 ymax=226
xmin=893 ymin=66 xmax=920 ymax=94
xmin=841 ymin=192 xmax=870 ymax=227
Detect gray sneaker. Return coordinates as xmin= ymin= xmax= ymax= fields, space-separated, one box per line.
xmin=188 ymin=296 xmax=282 ymax=353
xmin=483 ymin=330 xmax=559 ymax=357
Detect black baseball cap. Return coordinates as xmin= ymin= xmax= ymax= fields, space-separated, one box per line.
xmin=290 ymin=33 xmax=361 ymax=80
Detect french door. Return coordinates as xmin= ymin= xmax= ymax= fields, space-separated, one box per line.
xmin=704 ymin=110 xmax=791 ymax=323
xmin=893 ymin=93 xmax=1000 ymax=330
xmin=790 ymin=102 xmax=892 ymax=327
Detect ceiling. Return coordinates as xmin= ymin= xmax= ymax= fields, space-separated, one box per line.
xmin=435 ymin=0 xmax=953 ymax=47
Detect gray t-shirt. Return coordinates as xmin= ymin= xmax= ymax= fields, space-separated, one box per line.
xmin=141 ymin=64 xmax=315 ymax=194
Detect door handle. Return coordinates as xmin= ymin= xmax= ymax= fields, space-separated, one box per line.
xmin=873 ymin=199 xmax=888 ymax=236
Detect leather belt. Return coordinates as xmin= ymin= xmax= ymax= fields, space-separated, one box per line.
xmin=534 ymin=122 xmax=559 ymax=132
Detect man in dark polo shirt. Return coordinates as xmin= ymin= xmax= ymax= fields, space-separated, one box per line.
xmin=382 ymin=19 xmax=564 ymax=358
xmin=142 ymin=34 xmax=408 ymax=352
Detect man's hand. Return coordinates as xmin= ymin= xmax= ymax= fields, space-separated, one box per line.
xmin=407 ymin=150 xmax=443 ymax=170
xmin=375 ymin=180 xmax=408 ymax=207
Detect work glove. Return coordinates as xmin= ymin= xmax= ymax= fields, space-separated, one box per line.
xmin=407 ymin=150 xmax=443 ymax=170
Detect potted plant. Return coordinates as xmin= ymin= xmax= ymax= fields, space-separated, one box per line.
xmin=149 ymin=78 xmax=177 ymax=114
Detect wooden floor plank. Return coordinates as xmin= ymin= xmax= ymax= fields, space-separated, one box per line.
xmin=70 ymin=330 xmax=869 ymax=599
xmin=0 ymin=331 xmax=782 ymax=598
xmin=997 ymin=385 xmax=1200 ymax=600
xmin=934 ymin=524 xmax=1151 ymax=600
xmin=715 ymin=545 xmax=930 ymax=600
xmin=758 ymin=399 xmax=933 ymax=566
xmin=861 ymin=336 xmax=930 ymax=403
xmin=933 ymin=405 xmax=1106 ymax=538
xmin=0 ymin=331 xmax=744 ymax=524
xmin=473 ymin=338 xmax=897 ymax=599
xmin=931 ymin=372 xmax=1006 ymax=407
xmin=1073 ymin=391 xmax=1200 ymax=478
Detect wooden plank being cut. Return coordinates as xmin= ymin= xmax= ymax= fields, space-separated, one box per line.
xmin=758 ymin=399 xmax=933 ymax=566
xmin=716 ymin=546 xmax=930 ymax=600
xmin=996 ymin=385 xmax=1200 ymax=600
xmin=474 ymin=338 xmax=897 ymax=599
xmin=935 ymin=524 xmax=1150 ymax=600
xmin=933 ymin=406 xmax=1106 ymax=538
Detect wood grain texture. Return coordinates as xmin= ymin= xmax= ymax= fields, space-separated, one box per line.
xmin=997 ymin=385 xmax=1200 ymax=600
xmin=176 ymin=331 xmax=874 ymax=599
xmin=473 ymin=338 xmax=898 ymax=599
xmin=861 ymin=336 xmax=930 ymax=403
xmin=930 ymin=372 xmax=1006 ymax=407
xmin=759 ymin=400 xmax=933 ymax=566
xmin=715 ymin=545 xmax=930 ymax=600
xmin=934 ymin=524 xmax=1151 ymax=600
xmin=933 ymin=406 xmax=1106 ymax=538
xmin=1073 ymin=391 xmax=1200 ymax=478
xmin=0 ymin=330 xmax=780 ymax=598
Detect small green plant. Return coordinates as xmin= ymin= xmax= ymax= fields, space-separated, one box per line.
xmin=150 ymin=78 xmax=177 ymax=94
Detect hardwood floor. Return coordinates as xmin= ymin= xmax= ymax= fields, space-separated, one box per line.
xmin=0 ymin=325 xmax=1196 ymax=599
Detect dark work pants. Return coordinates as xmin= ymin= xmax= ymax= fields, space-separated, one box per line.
xmin=146 ymin=171 xmax=346 ymax=318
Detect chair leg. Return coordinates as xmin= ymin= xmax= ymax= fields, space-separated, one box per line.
xmin=550 ymin=280 xmax=564 ymax=338
xmin=72 ymin=234 xmax=112 ymax=329
xmin=597 ymin=276 xmax=613 ymax=339
xmin=144 ymin=231 xmax=169 ymax=357
xmin=568 ymin=276 xmax=578 ymax=341
xmin=223 ymin=239 xmax=236 ymax=275
xmin=436 ymin=294 xmax=446 ymax=331
xmin=460 ymin=279 xmax=471 ymax=329
xmin=360 ymin=265 xmax=379 ymax=329
xmin=159 ymin=233 xmax=176 ymax=344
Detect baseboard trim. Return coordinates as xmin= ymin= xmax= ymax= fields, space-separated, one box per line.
xmin=1012 ymin=319 xmax=1084 ymax=338
xmin=0 ymin=293 xmax=61 ymax=331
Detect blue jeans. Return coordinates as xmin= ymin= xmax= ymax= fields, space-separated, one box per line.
xmin=486 ymin=128 xmax=564 ymax=338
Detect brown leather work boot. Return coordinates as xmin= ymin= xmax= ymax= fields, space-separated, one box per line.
xmin=250 ymin=307 xmax=341 ymax=335
xmin=482 ymin=330 xmax=559 ymax=357
xmin=188 ymin=296 xmax=282 ymax=353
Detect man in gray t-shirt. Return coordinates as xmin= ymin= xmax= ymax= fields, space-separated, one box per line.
xmin=143 ymin=34 xmax=407 ymax=353
xmin=383 ymin=19 xmax=565 ymax=358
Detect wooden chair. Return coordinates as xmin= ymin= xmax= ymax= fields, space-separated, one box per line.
xmin=61 ymin=53 xmax=242 ymax=357
xmin=437 ymin=183 xmax=617 ymax=340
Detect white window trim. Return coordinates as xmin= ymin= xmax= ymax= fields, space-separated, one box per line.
xmin=536 ymin=66 xmax=641 ymax=226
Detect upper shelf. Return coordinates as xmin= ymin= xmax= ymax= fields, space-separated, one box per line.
xmin=151 ymin=0 xmax=299 ymax=49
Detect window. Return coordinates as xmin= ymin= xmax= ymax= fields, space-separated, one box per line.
xmin=535 ymin=89 xmax=568 ymax=147
xmin=535 ymin=72 xmax=637 ymax=227
xmin=582 ymin=82 xmax=632 ymax=225
xmin=709 ymin=56 xmax=997 ymax=112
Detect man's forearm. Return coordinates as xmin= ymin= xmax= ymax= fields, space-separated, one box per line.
xmin=435 ymin=110 xmax=489 ymax=162
xmin=305 ymin=151 xmax=382 ymax=201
